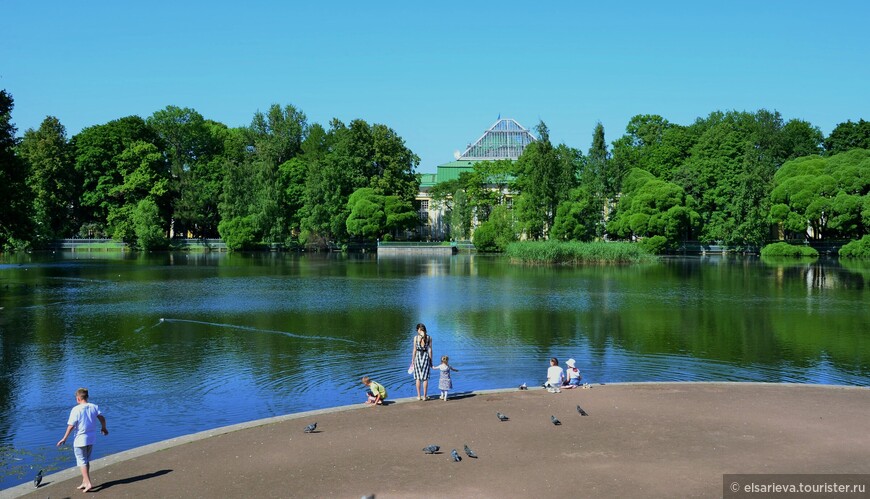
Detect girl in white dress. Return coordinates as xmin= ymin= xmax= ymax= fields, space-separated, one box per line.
xmin=434 ymin=355 xmax=459 ymax=401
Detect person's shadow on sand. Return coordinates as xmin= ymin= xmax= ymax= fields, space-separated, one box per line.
xmin=89 ymin=469 xmax=172 ymax=492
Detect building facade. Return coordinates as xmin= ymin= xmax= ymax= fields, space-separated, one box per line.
xmin=415 ymin=118 xmax=536 ymax=240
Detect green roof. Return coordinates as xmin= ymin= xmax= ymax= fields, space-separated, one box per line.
xmin=418 ymin=173 xmax=438 ymax=187
xmin=419 ymin=159 xmax=520 ymax=189
xmin=435 ymin=160 xmax=478 ymax=183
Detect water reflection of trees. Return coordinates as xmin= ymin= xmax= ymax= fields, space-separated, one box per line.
xmin=454 ymin=257 xmax=870 ymax=377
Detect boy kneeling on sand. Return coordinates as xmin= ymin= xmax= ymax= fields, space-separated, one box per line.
xmin=362 ymin=376 xmax=387 ymax=406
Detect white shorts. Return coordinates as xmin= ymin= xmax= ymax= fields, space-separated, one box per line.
xmin=74 ymin=445 xmax=93 ymax=467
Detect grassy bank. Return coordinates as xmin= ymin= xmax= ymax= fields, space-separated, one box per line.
xmin=505 ymin=240 xmax=656 ymax=264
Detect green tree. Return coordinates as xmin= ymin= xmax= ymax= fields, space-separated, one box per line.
xmin=248 ymin=104 xmax=308 ymax=166
xmin=781 ymin=119 xmax=823 ymax=160
xmin=147 ymin=106 xmax=225 ymax=237
xmin=824 ymin=119 xmax=870 ymax=156
xmin=608 ymin=168 xmax=700 ymax=246
xmin=0 ymin=90 xmax=30 ymax=249
xmin=472 ymin=204 xmax=517 ymax=252
xmin=106 ymin=141 xmax=171 ymax=244
xmin=132 ymin=198 xmax=169 ymax=250
xmin=769 ymin=149 xmax=870 ymax=240
xmin=343 ymin=188 xmax=418 ymax=241
xmin=551 ymin=186 xmax=600 ymax=241
xmin=450 ymin=188 xmax=472 ymax=240
xmin=218 ymin=214 xmax=258 ymax=251
xmin=346 ymin=188 xmax=385 ymax=239
xmin=277 ymin=156 xmax=308 ymax=238
xmin=673 ymin=110 xmax=797 ymax=245
xmin=72 ymin=116 xmax=162 ymax=233
xmin=512 ymin=121 xmax=577 ymax=239
xmin=610 ymin=114 xmax=696 ymax=184
xmin=383 ymin=195 xmax=418 ymax=236
xmin=587 ymin=122 xmax=609 ymax=198
xmin=368 ymin=124 xmax=420 ymax=199
xmin=300 ymin=119 xmax=419 ymax=245
xmin=19 ymin=116 xmax=78 ymax=242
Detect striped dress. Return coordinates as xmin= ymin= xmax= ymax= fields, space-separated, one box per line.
xmin=413 ymin=336 xmax=431 ymax=381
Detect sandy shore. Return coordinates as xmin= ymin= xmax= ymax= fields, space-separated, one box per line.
xmin=5 ymin=383 xmax=869 ymax=498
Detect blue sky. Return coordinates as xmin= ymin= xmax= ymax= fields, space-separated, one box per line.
xmin=4 ymin=1 xmax=869 ymax=172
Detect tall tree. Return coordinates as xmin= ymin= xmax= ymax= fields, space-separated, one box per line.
xmin=551 ymin=186 xmax=600 ymax=242
xmin=147 ymin=106 xmax=224 ymax=237
xmin=610 ymin=114 xmax=696 ymax=184
xmin=512 ymin=121 xmax=577 ymax=239
xmin=300 ymin=119 xmax=418 ymax=245
xmin=248 ymin=104 xmax=308 ymax=166
xmin=824 ymin=119 xmax=870 ymax=156
xmin=19 ymin=116 xmax=78 ymax=242
xmin=72 ymin=116 xmax=162 ymax=234
xmin=106 ymin=141 xmax=171 ymax=245
xmin=587 ymin=122 xmax=609 ymax=198
xmin=0 ymin=90 xmax=30 ymax=249
xmin=781 ymin=119 xmax=823 ymax=161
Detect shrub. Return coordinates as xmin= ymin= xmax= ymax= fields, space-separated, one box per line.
xmin=218 ymin=215 xmax=258 ymax=251
xmin=472 ymin=222 xmax=498 ymax=252
xmin=639 ymin=235 xmax=669 ymax=255
xmin=473 ymin=205 xmax=517 ymax=252
xmin=838 ymin=235 xmax=870 ymax=258
xmin=760 ymin=242 xmax=819 ymax=258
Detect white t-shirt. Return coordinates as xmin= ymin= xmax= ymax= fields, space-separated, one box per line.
xmin=547 ymin=366 xmax=565 ymax=386
xmin=566 ymin=367 xmax=581 ymax=380
xmin=67 ymin=402 xmax=102 ymax=447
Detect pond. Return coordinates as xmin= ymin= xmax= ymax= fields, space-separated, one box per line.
xmin=1 ymin=252 xmax=868 ymax=489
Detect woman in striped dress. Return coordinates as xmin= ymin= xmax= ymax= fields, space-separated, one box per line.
xmin=411 ymin=323 xmax=433 ymax=400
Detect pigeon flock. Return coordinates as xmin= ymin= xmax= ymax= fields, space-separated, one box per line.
xmin=418 ymin=397 xmax=591 ymax=463
xmin=298 ymin=390 xmax=591 ymax=470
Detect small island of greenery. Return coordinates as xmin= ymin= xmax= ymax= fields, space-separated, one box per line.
xmin=506 ymin=241 xmax=656 ymax=265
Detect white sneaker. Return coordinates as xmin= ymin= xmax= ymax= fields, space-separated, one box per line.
xmin=555 ymin=388 xmax=561 ymax=393
xmin=547 ymin=388 xmax=555 ymax=393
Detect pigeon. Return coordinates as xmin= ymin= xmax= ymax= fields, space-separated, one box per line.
xmin=551 ymin=415 xmax=561 ymax=425
xmin=519 ymin=382 xmax=527 ymax=390
xmin=496 ymin=412 xmax=509 ymax=421
xmin=576 ymin=405 xmax=589 ymax=416
xmin=304 ymin=422 xmax=317 ymax=433
xmin=34 ymin=469 xmax=43 ymax=488
xmin=463 ymin=444 xmax=478 ymax=458
xmin=423 ymin=445 xmax=440 ymax=454
xmin=451 ymin=449 xmax=462 ymax=462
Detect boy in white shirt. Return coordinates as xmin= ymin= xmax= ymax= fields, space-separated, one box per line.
xmin=57 ymin=388 xmax=109 ymax=493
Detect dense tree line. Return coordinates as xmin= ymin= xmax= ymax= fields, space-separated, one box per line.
xmin=443 ymin=111 xmax=868 ymax=252
xmin=0 ymin=91 xmax=419 ymax=251
xmin=0 ymin=88 xmax=867 ymax=252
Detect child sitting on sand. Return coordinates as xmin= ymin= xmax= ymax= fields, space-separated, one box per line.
xmin=362 ymin=376 xmax=387 ymax=406
xmin=545 ymin=357 xmax=564 ymax=393
xmin=563 ymin=358 xmax=582 ymax=388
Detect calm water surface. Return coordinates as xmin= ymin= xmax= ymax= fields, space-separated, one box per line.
xmin=1 ymin=252 xmax=868 ymax=488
